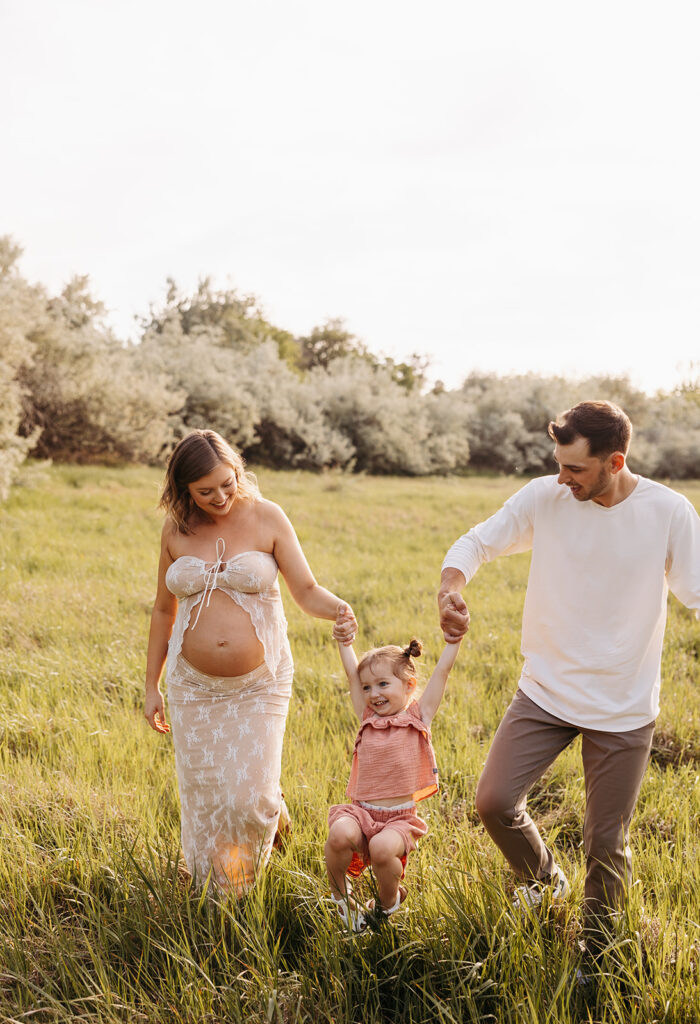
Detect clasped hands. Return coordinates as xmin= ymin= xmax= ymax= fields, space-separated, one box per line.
xmin=438 ymin=590 xmax=470 ymax=644
xmin=333 ymin=603 xmax=358 ymax=646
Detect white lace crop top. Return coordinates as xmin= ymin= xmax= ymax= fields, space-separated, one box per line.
xmin=165 ymin=538 xmax=291 ymax=678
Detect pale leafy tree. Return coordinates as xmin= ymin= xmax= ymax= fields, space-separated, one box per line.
xmin=310 ymin=357 xmax=470 ymax=475
xmin=236 ymin=343 xmax=354 ymax=470
xmin=455 ymin=370 xmax=700 ymax=478
xmin=141 ymin=277 xmax=302 ymax=371
xmin=135 ymin=316 xmax=260 ymax=449
xmin=3 ymin=239 xmax=700 ymax=490
xmin=422 ymin=390 xmax=471 ymax=473
xmin=631 ymin=391 xmax=700 ymax=478
xmin=458 ymin=373 xmax=574 ymax=473
xmin=0 ymin=238 xmax=41 ymax=498
xmin=310 ymin=357 xmax=418 ymax=473
xmin=676 ymin=364 xmax=700 ymax=407
xmin=137 ymin=326 xmax=354 ymax=468
xmin=20 ymin=276 xmax=178 ymax=463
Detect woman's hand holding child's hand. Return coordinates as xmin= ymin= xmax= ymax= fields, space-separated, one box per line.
xmin=333 ymin=603 xmax=357 ymax=646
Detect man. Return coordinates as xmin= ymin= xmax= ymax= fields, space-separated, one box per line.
xmin=439 ymin=400 xmax=700 ymax=947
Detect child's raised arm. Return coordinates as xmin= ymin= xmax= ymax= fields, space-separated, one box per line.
xmin=418 ymin=639 xmax=462 ymax=726
xmin=332 ymin=603 xmax=365 ymax=720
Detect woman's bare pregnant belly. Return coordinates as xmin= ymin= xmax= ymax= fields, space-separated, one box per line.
xmin=181 ymin=591 xmax=265 ymax=676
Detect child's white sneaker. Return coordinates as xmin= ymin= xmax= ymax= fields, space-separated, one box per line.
xmin=512 ymin=866 xmax=570 ymax=913
xmin=331 ymin=892 xmax=367 ymax=933
xmin=367 ymin=884 xmax=407 ymax=921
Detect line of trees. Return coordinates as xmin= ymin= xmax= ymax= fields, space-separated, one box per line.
xmin=1 ymin=235 xmax=699 ymax=500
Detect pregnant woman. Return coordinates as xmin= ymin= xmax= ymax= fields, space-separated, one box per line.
xmin=144 ymin=429 xmax=356 ymax=895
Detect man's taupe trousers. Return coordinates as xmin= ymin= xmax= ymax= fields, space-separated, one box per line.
xmin=475 ymin=689 xmax=655 ymax=934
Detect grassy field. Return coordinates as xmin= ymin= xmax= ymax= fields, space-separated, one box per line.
xmin=0 ymin=463 xmax=699 ymax=1024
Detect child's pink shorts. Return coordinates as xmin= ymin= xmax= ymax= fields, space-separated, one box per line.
xmin=328 ymin=800 xmax=429 ymax=878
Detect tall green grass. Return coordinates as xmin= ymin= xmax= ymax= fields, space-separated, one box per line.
xmin=1 ymin=463 xmax=698 ymax=1023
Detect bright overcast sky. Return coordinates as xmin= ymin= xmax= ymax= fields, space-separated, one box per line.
xmin=2 ymin=0 xmax=699 ymax=393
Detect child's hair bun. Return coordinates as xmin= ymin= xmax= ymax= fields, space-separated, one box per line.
xmin=404 ymin=638 xmax=423 ymax=659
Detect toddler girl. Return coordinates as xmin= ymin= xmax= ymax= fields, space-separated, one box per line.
xmin=325 ymin=604 xmax=461 ymax=931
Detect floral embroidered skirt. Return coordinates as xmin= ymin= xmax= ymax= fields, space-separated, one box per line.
xmin=167 ymin=648 xmax=293 ymax=894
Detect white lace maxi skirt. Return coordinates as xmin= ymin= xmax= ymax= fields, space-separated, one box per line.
xmin=167 ymin=647 xmax=293 ymax=894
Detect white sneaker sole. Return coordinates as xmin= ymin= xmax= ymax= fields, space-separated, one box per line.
xmin=513 ymin=870 xmax=570 ymax=912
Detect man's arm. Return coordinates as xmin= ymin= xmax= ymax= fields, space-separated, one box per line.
xmin=667 ymin=497 xmax=700 ymax=619
xmin=437 ymin=479 xmax=539 ymax=642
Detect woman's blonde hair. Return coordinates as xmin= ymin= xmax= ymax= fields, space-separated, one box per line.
xmin=357 ymin=638 xmax=423 ymax=685
xmin=159 ymin=429 xmax=260 ymax=534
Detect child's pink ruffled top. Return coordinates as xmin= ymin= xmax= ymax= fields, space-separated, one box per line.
xmin=346 ymin=700 xmax=439 ymax=803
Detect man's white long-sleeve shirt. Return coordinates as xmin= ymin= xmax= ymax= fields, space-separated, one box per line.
xmin=443 ymin=475 xmax=700 ymax=731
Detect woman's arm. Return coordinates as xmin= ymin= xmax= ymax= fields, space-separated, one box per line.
xmin=144 ymin=523 xmax=177 ymax=734
xmin=417 ymin=639 xmax=462 ymax=727
xmin=270 ymin=501 xmax=357 ymax=635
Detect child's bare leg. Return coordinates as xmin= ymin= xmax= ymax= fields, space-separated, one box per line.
xmin=368 ymin=829 xmax=407 ymax=909
xmin=325 ymin=818 xmax=364 ymax=898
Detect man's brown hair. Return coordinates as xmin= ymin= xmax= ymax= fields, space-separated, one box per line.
xmin=547 ymin=401 xmax=632 ymax=458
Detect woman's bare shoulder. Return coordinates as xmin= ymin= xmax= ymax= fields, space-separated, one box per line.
xmin=254 ymin=497 xmax=290 ymax=526
xmin=160 ymin=516 xmax=181 ymax=556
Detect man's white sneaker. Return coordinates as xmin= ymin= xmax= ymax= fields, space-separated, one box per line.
xmin=512 ymin=868 xmax=570 ymax=913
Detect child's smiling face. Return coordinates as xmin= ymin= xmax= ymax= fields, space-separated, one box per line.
xmin=358 ymin=657 xmax=415 ymax=716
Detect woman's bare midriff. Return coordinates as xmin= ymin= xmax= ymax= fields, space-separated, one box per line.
xmin=181 ymin=590 xmax=265 ymax=676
